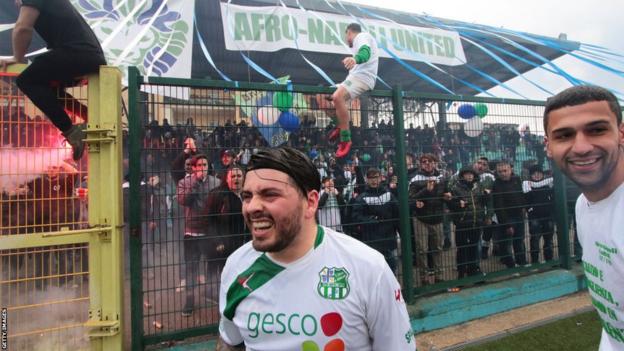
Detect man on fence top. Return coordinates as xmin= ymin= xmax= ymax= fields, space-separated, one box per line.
xmin=544 ymin=85 xmax=624 ymax=351
xmin=328 ymin=23 xmax=379 ymax=159
xmin=217 ymin=146 xmax=414 ymax=351
xmin=1 ymin=0 xmax=106 ymax=160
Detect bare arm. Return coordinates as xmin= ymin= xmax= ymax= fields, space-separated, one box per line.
xmin=215 ymin=337 xmax=244 ymax=351
xmin=13 ymin=5 xmax=39 ymax=61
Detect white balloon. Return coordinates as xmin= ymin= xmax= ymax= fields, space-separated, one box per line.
xmin=464 ymin=117 xmax=484 ymax=137
xmin=257 ymin=106 xmax=280 ymax=126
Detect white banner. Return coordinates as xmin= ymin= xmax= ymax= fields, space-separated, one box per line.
xmin=71 ymin=0 xmax=195 ymax=84
xmin=221 ymin=3 xmax=466 ymax=66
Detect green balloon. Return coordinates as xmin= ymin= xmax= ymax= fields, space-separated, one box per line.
xmin=361 ymin=153 xmax=371 ymax=162
xmin=475 ymin=103 xmax=488 ymax=118
xmin=273 ymin=91 xmax=294 ymax=112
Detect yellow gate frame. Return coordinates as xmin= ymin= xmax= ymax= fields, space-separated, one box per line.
xmin=1 ymin=65 xmax=124 ymax=350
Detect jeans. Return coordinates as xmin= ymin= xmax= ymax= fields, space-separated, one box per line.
xmin=529 ymin=218 xmax=554 ymax=263
xmin=495 ymin=218 xmax=527 ymax=267
xmin=455 ymin=222 xmax=481 ymax=278
xmin=183 ymin=236 xmax=223 ymax=310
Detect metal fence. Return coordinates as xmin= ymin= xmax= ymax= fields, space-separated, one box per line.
xmin=127 ymin=69 xmax=577 ymax=349
xmin=1 ymin=66 xmax=124 ymax=350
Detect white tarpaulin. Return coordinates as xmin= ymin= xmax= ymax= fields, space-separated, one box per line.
xmin=71 ymin=0 xmax=195 ymax=83
xmin=221 ymin=3 xmax=467 ymax=66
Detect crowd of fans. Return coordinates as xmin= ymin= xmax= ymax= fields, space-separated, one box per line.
xmin=134 ymin=108 xmax=560 ymax=304
xmin=1 ymin=100 xmax=561 ymax=317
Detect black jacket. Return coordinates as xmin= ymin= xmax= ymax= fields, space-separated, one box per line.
xmin=492 ymin=175 xmax=525 ymax=224
xmin=351 ymin=186 xmax=399 ymax=251
xmin=448 ymin=179 xmax=489 ymax=227
xmin=525 ymin=180 xmax=554 ymax=220
xmin=408 ymin=171 xmax=446 ymax=224
xmin=205 ymin=184 xmax=247 ymax=256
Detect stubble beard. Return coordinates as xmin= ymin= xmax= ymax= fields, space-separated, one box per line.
xmin=250 ymin=204 xmax=303 ymax=253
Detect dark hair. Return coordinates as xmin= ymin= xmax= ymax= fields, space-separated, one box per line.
xmin=227 ymin=163 xmax=245 ymax=172
xmin=544 ymin=85 xmax=622 ymax=135
xmin=528 ymin=164 xmax=544 ymax=175
xmin=247 ymin=147 xmax=320 ymax=197
xmin=459 ymin=167 xmax=478 ymax=178
xmin=496 ymin=159 xmax=513 ymax=167
xmin=420 ymin=153 xmax=437 ymax=162
xmin=346 ymin=23 xmax=361 ymax=33
xmin=191 ymin=154 xmax=208 ymax=166
xmin=366 ymin=168 xmax=381 ymax=178
xmin=321 ymin=176 xmax=332 ymax=184
xmin=478 ymin=156 xmax=489 ymax=162
xmin=219 ymin=164 xmax=245 ymax=187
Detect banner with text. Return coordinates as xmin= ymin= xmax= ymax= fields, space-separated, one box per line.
xmin=221 ymin=3 xmax=466 ymax=66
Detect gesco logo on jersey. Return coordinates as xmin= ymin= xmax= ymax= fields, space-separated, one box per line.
xmin=247 ymin=311 xmax=346 ymax=351
xmin=318 ymin=267 xmax=350 ymax=300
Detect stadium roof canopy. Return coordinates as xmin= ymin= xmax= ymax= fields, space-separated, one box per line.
xmin=0 ymin=0 xmax=580 ymax=96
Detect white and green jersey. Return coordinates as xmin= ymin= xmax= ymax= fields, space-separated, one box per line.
xmin=349 ymin=32 xmax=379 ymax=90
xmin=219 ymin=226 xmax=415 ymax=351
xmin=576 ymin=183 xmax=624 ymax=350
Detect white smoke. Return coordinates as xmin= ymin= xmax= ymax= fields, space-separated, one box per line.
xmin=9 ymin=285 xmax=90 ymax=350
xmin=0 ymin=146 xmax=73 ymax=193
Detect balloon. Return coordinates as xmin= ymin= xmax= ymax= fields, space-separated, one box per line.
xmin=278 ymin=111 xmax=300 ymax=132
xmin=475 ymin=103 xmax=488 ymax=118
xmin=273 ymin=91 xmax=293 ymax=112
xmin=457 ymin=104 xmax=476 ymax=119
xmin=360 ymin=153 xmax=371 ymax=162
xmin=256 ymin=92 xmax=273 ymax=107
xmin=464 ymin=117 xmax=484 ymax=137
xmin=256 ymin=106 xmax=280 ymax=126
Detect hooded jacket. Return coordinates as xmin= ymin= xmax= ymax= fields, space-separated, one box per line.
xmin=448 ymin=170 xmax=489 ymax=226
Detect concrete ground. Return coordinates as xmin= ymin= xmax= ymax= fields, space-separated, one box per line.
xmin=415 ymin=291 xmax=593 ymax=351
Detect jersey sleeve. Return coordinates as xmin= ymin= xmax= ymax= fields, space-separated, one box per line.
xmin=218 ymin=317 xmax=244 ymax=346
xmin=218 ymin=258 xmax=244 ymax=346
xmin=366 ymin=262 xmax=416 ymax=350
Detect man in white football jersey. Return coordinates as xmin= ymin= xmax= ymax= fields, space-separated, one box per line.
xmin=217 ymin=147 xmax=414 ymax=351
xmin=328 ymin=23 xmax=379 ymax=158
xmin=544 ymin=85 xmax=624 ymax=350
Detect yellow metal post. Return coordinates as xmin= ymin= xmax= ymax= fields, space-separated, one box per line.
xmin=84 ymin=66 xmax=124 ymax=350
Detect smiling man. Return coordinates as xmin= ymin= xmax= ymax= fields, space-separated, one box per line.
xmin=544 ymin=85 xmax=624 ymax=351
xmin=217 ymin=147 xmax=414 ymax=351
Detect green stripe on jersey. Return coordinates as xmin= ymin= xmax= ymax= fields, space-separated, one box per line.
xmin=314 ymin=225 xmax=325 ymax=248
xmin=224 ymin=254 xmax=285 ymax=320
xmin=224 ymin=226 xmax=325 ymax=320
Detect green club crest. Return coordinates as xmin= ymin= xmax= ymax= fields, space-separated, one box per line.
xmin=318 ymin=267 xmax=350 ymax=300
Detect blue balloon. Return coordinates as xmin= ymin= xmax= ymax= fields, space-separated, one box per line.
xmin=278 ymin=111 xmax=300 ymax=132
xmin=458 ymin=104 xmax=476 ymax=119
xmin=256 ymin=92 xmax=273 ymax=107
xmin=252 ymin=114 xmax=281 ymax=146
